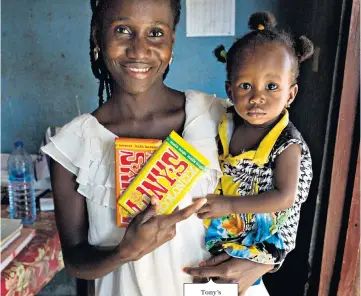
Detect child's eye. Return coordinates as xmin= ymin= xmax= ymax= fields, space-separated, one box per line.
xmin=115 ymin=26 xmax=131 ymax=35
xmin=266 ymin=83 xmax=278 ymax=90
xmin=239 ymin=83 xmax=252 ymax=90
xmin=149 ymin=29 xmax=164 ymax=37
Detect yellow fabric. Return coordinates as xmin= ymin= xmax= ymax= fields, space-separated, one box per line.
xmin=219 ymin=110 xmax=289 ymax=167
xmin=205 ymin=110 xmax=289 ymax=232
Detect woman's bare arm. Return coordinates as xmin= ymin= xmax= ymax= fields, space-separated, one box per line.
xmin=50 ymin=160 xmax=136 ymax=280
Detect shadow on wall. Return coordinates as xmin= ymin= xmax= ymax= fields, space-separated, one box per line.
xmin=263 ymin=0 xmax=349 ymax=295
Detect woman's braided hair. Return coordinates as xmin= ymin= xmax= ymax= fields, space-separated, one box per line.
xmin=214 ymin=12 xmax=314 ymax=83
xmin=90 ymin=0 xmax=181 ymax=106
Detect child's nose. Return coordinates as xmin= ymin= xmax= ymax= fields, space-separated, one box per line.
xmin=126 ymin=36 xmax=151 ymax=60
xmin=249 ymin=91 xmax=266 ymax=104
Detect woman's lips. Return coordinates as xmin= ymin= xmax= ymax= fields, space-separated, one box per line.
xmin=122 ymin=64 xmax=153 ymax=79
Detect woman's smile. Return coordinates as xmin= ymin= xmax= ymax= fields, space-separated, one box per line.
xmin=122 ymin=63 xmax=154 ymax=79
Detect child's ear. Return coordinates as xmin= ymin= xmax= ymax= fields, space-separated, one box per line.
xmin=287 ymin=83 xmax=298 ymax=105
xmin=225 ymin=81 xmax=232 ymax=100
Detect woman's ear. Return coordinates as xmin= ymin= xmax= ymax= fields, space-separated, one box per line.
xmin=91 ymin=24 xmax=100 ymax=49
xmin=287 ymin=83 xmax=298 ymax=105
xmin=225 ymin=81 xmax=233 ymax=101
xmin=171 ymin=31 xmax=176 ymax=47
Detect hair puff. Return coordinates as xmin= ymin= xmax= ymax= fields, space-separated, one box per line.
xmin=295 ymin=35 xmax=314 ymax=63
xmin=214 ymin=45 xmax=227 ymax=63
xmin=248 ymin=11 xmax=277 ymax=31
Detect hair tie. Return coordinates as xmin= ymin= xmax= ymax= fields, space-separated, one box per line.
xmin=220 ymin=49 xmax=227 ymax=59
xmin=257 ymin=24 xmax=265 ymax=31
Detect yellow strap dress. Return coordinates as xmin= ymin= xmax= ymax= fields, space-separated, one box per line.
xmin=205 ymin=110 xmax=313 ymax=266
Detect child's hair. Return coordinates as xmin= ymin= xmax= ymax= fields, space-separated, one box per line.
xmin=89 ymin=0 xmax=182 ymax=106
xmin=214 ymin=12 xmax=314 ymax=83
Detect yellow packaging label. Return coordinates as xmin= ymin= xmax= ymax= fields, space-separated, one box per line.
xmin=118 ymin=131 xmax=211 ymax=216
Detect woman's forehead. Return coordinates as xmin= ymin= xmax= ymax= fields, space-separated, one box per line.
xmin=102 ymin=0 xmax=174 ymax=26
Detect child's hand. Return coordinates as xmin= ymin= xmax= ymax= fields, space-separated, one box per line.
xmin=196 ymin=194 xmax=234 ymax=219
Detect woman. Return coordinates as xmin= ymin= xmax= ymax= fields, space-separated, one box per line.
xmin=41 ymin=0 xmax=273 ymax=295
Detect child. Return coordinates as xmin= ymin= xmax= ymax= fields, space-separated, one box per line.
xmin=197 ymin=11 xmax=314 ymax=270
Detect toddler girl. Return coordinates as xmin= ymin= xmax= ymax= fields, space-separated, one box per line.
xmin=198 ymin=11 xmax=314 ymax=271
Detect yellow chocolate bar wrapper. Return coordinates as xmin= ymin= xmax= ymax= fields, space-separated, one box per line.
xmin=115 ymin=138 xmax=162 ymax=227
xmin=118 ymin=131 xmax=211 ymax=216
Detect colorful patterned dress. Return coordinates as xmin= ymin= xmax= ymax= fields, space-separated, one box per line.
xmin=205 ymin=109 xmax=313 ymax=267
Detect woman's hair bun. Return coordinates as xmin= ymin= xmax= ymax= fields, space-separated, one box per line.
xmin=213 ymin=45 xmax=227 ymax=63
xmin=295 ymin=35 xmax=314 ymax=62
xmin=248 ymin=11 xmax=277 ymax=31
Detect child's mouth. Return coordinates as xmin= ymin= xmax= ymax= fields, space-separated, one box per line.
xmin=247 ymin=108 xmax=266 ymax=117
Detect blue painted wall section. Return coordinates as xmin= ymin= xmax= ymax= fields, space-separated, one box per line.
xmin=1 ymin=0 xmax=279 ymax=153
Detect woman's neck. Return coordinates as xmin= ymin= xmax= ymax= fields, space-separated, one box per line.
xmin=109 ymin=81 xmax=171 ymax=121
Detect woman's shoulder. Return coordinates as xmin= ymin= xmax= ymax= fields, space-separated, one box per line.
xmin=55 ymin=113 xmax=110 ymax=139
xmin=185 ymin=90 xmax=230 ymax=112
xmin=184 ymin=90 xmax=230 ymax=122
xmin=183 ymin=90 xmax=229 ymax=140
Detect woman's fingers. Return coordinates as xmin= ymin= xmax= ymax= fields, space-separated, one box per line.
xmin=193 ymin=277 xmax=208 ymax=284
xmin=122 ymin=198 xmax=208 ymax=260
xmin=196 ymin=212 xmax=212 ymax=219
xmin=202 ymin=253 xmax=231 ymax=267
xmin=183 ymin=265 xmax=223 ymax=279
xmin=164 ymin=198 xmax=207 ymax=226
xmin=195 ymin=204 xmax=209 ymax=214
xmin=213 ymin=278 xmax=238 ymax=284
xmin=139 ymin=196 xmax=159 ymax=224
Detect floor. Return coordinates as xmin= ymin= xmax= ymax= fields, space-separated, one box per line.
xmin=37 ymin=269 xmax=76 ymax=296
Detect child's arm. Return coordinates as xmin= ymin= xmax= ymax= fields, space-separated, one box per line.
xmin=197 ymin=144 xmax=301 ymax=219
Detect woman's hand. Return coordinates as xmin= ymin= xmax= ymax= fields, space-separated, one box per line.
xmin=184 ymin=253 xmax=273 ymax=296
xmin=119 ymin=197 xmax=207 ymax=261
xmin=196 ymin=194 xmax=234 ymax=219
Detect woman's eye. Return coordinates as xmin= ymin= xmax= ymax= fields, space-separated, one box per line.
xmin=266 ymin=83 xmax=278 ymax=90
xmin=149 ymin=29 xmax=164 ymax=37
xmin=115 ymin=26 xmax=131 ymax=35
xmin=239 ymin=83 xmax=251 ymax=90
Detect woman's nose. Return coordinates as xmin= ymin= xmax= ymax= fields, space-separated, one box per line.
xmin=126 ymin=36 xmax=151 ymax=60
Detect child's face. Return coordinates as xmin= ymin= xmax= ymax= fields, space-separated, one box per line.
xmin=97 ymin=0 xmax=175 ymax=95
xmin=226 ymin=43 xmax=298 ymax=125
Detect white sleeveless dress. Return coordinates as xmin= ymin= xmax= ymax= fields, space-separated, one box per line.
xmin=41 ymin=90 xmax=269 ymax=296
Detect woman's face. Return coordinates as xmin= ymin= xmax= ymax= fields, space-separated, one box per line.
xmin=99 ymin=0 xmax=175 ymax=95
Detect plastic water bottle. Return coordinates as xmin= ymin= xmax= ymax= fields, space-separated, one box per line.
xmin=7 ymin=141 xmax=37 ymax=224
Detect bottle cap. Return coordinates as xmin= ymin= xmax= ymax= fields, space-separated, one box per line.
xmin=14 ymin=141 xmax=24 ymax=148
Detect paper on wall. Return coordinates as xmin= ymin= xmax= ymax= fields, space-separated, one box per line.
xmin=186 ymin=0 xmax=235 ymax=37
